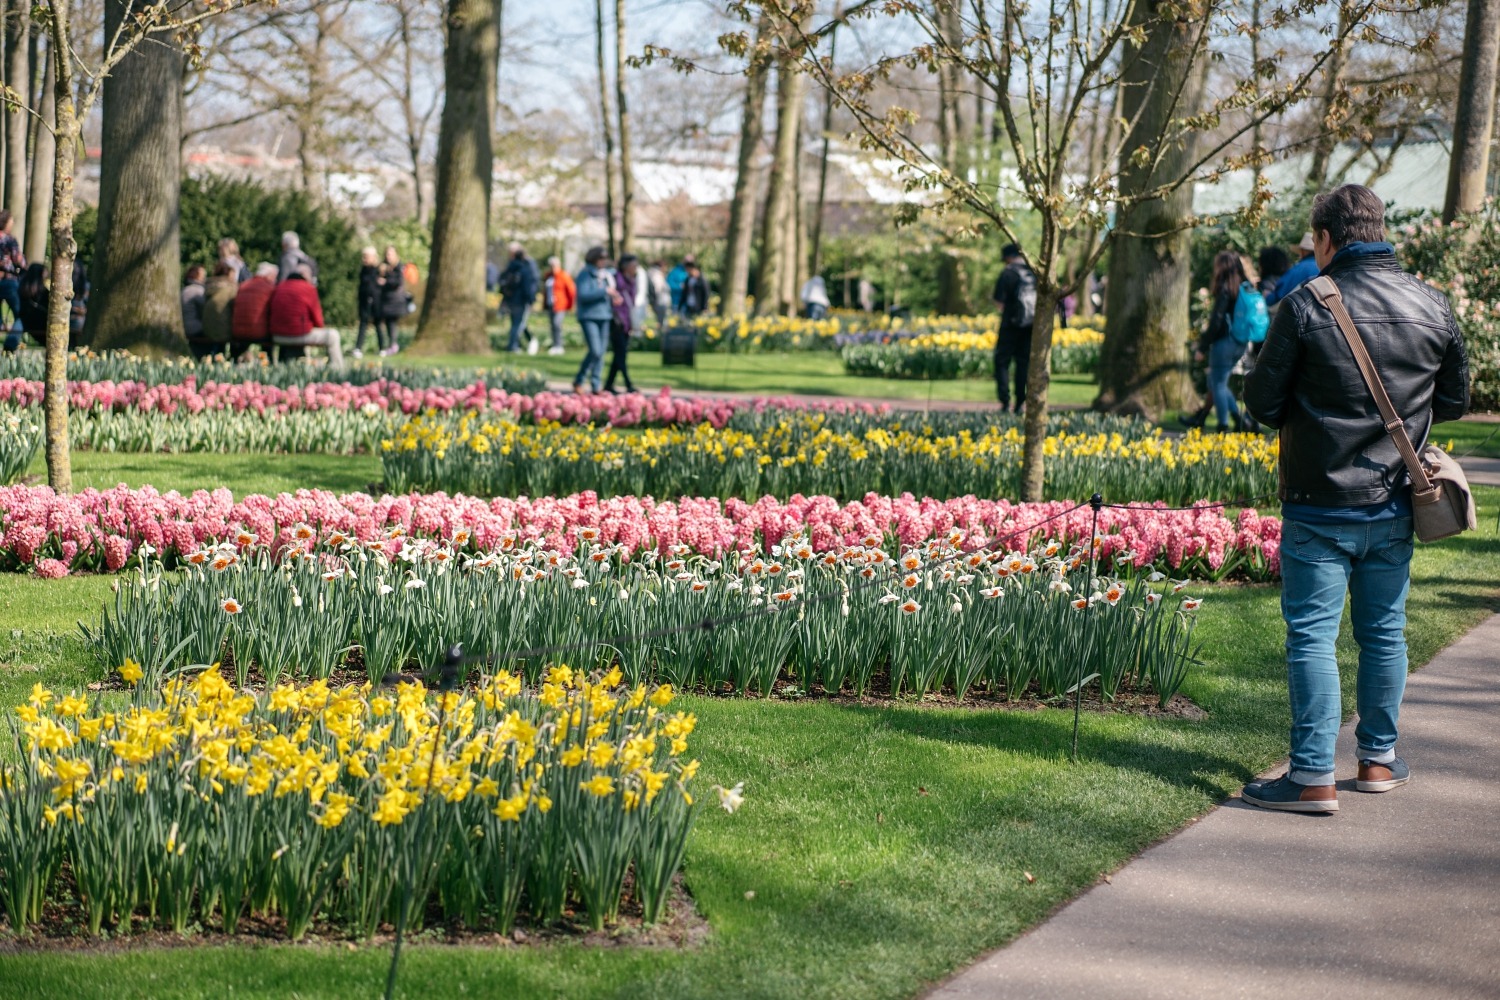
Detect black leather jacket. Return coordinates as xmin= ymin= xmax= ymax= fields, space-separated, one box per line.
xmin=1244 ymin=246 xmax=1469 ymax=506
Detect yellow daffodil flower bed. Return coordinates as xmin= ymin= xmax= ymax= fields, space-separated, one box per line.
xmin=842 ymin=325 xmax=1104 ymax=379
xmin=0 ymin=666 xmax=730 ymax=940
xmin=690 ymin=312 xmax=1103 ymax=354
xmin=381 ymin=410 xmax=1277 ymax=505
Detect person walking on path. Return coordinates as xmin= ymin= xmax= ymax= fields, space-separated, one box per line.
xmin=646 ymin=259 xmax=671 ymax=330
xmin=1242 ymin=184 xmax=1469 ymax=814
xmin=991 ymin=243 xmax=1037 ymax=414
xmin=231 ymin=262 xmax=278 ymax=357
xmin=201 ymin=262 xmax=239 ymax=356
xmin=375 ymin=244 xmax=407 ymax=357
xmin=667 ymin=255 xmax=692 ymax=312
xmin=604 ymin=254 xmax=643 ymax=394
xmin=1265 ymin=231 xmax=1319 ymax=307
xmin=269 ymin=263 xmax=344 ymax=369
xmin=573 ymin=247 xmax=618 ymax=395
xmin=17 ymin=263 xmax=48 ymax=347
xmin=1190 ymin=251 xmax=1258 ymax=432
xmin=543 ymin=256 xmax=576 ymax=355
xmin=277 ymin=231 xmax=318 ymax=285
xmin=0 ymin=211 xmax=27 ymax=352
xmin=678 ymin=263 xmax=710 ymax=318
xmin=353 ymin=246 xmax=382 ymax=359
xmin=500 ymin=242 xmax=541 ymax=354
xmin=800 ymin=275 xmax=831 ymax=320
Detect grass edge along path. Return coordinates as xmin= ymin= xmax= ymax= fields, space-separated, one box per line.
xmin=0 ymin=488 xmax=1495 ymax=1000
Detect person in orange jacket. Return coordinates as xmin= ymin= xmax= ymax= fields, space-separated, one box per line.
xmin=543 ymin=255 xmax=576 ymax=355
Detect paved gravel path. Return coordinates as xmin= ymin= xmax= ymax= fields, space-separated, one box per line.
xmin=928 ymin=614 xmax=1500 ymax=1000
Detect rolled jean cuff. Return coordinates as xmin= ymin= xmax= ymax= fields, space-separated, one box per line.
xmin=1357 ymin=746 xmax=1396 ymax=764
xmin=1289 ymin=769 xmax=1335 ymax=786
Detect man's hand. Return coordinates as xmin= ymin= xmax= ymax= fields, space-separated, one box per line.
xmin=608 ymin=290 xmax=624 ymax=307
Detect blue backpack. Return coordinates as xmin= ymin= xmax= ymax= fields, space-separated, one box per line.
xmin=1230 ymin=286 xmax=1269 ymax=344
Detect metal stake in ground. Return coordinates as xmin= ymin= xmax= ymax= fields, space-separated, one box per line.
xmin=1073 ymin=493 xmax=1104 ymax=763
xmin=384 ymin=644 xmax=464 ymax=1000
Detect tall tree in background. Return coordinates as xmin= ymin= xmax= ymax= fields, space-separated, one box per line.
xmin=1095 ymin=0 xmax=1210 ymax=419
xmin=371 ymin=0 xmax=444 ymax=225
xmin=615 ymin=0 xmax=635 ymax=252
xmin=87 ymin=0 xmax=187 ymax=353
xmin=595 ymin=0 xmax=619 ymax=256
xmin=4 ymin=5 xmax=29 ymax=243
xmin=1444 ymin=0 xmax=1500 ymax=222
xmin=415 ymin=0 xmax=499 ymax=353
xmin=24 ymin=41 xmax=55 ymax=266
xmin=25 ymin=0 xmax=260 ymax=489
xmin=1305 ymin=7 xmax=1351 ymax=190
xmin=755 ymin=15 xmax=807 ymax=318
xmin=809 ymin=4 xmax=840 ymax=278
xmin=757 ymin=0 xmax=1384 ymax=500
xmin=720 ymin=14 xmax=771 ymax=316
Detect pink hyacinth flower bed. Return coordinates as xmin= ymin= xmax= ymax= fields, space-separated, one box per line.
xmin=0 ymin=485 xmax=1282 ymax=580
xmin=0 ymin=379 xmax=885 ymax=427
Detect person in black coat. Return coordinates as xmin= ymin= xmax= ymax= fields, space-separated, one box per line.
xmin=354 ymin=247 xmax=382 ymax=358
xmin=375 ymin=244 xmax=408 ymax=357
xmin=678 ymin=264 xmax=710 ymax=318
xmin=18 ymin=263 xmax=48 ymax=345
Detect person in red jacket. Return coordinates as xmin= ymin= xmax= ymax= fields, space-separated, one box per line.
xmin=544 ymin=255 xmax=576 ymax=355
xmin=230 ymin=262 xmax=278 ymax=358
xmin=268 ymin=264 xmax=344 ymax=369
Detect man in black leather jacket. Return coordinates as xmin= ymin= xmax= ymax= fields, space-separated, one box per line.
xmin=1240 ymin=184 xmax=1469 ymax=814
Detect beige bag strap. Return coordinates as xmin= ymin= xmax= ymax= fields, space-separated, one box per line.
xmin=1306 ymin=276 xmax=1436 ymax=495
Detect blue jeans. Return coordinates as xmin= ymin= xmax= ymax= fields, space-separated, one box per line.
xmin=1207 ymin=336 xmax=1243 ymax=428
xmin=574 ymin=318 xmax=609 ymax=391
xmin=505 ymin=305 xmax=532 ymax=350
xmin=1280 ymin=516 xmax=1413 ymax=785
xmin=0 ymin=278 xmax=20 ymax=351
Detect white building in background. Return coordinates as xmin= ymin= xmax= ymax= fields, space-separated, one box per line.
xmin=1193 ymin=141 xmax=1451 ymax=216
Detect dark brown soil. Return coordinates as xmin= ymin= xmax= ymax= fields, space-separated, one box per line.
xmin=0 ymin=875 xmax=708 ymax=954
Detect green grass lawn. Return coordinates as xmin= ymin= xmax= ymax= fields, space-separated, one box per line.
xmin=405 ymin=345 xmax=1101 ymax=409
xmin=1 ymin=457 xmax=1496 ymax=999
xmin=22 ymin=451 xmax=384 ymax=496
xmin=1433 ymin=415 xmax=1500 ymax=459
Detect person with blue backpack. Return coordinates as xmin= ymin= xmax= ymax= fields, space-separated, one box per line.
xmin=1188 ymin=251 xmax=1267 ymax=432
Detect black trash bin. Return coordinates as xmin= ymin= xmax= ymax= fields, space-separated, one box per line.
xmin=660 ymin=324 xmax=697 ymax=367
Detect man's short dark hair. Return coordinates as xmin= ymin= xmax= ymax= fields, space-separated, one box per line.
xmin=1310 ymin=184 xmax=1386 ymax=247
xmin=585 ymin=246 xmax=607 ymax=264
xmin=1001 ymin=243 xmax=1023 ymax=259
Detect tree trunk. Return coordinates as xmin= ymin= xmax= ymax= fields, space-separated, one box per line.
xmin=24 ymin=40 xmax=54 ymax=266
xmin=594 ymin=0 xmax=618 ymax=258
xmin=4 ymin=7 xmax=29 ymax=246
xmin=1019 ymin=282 xmax=1061 ymax=502
xmin=43 ymin=9 xmax=78 ymax=492
xmin=1305 ymin=8 xmax=1350 ymax=191
xmin=935 ymin=1 xmax=963 ymax=175
xmin=1445 ymin=0 xmax=1500 ymax=222
xmin=809 ymin=6 xmax=838 ymax=278
xmin=1094 ymin=1 xmax=1208 ymax=420
xmin=86 ymin=0 xmax=184 ymax=354
xmin=781 ymin=125 xmax=803 ymax=313
xmin=755 ymin=55 xmax=805 ymax=316
xmin=413 ymin=0 xmax=499 ymax=354
xmin=614 ymin=0 xmax=634 ymax=253
xmin=720 ymin=14 xmax=770 ymax=317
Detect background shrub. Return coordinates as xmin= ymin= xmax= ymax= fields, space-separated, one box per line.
xmin=179 ymin=176 xmax=363 ymax=328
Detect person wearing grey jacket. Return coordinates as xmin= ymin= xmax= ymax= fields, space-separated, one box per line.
xmin=572 ymin=246 xmax=620 ymax=394
xmin=277 ymin=231 xmax=319 ymax=286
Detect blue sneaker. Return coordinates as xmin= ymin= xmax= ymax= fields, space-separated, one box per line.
xmin=1356 ymin=756 xmax=1410 ymax=793
xmin=1241 ymin=773 xmax=1338 ymax=813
